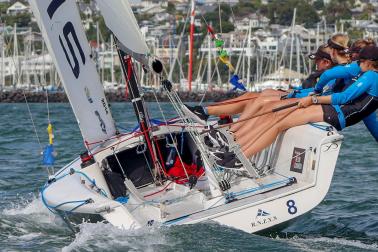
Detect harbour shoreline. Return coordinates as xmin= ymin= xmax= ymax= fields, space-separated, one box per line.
xmin=0 ymin=90 xmax=240 ymax=103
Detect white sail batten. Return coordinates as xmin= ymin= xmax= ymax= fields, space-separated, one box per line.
xmin=29 ymin=0 xmax=116 ymax=148
xmin=96 ymin=0 xmax=150 ymax=66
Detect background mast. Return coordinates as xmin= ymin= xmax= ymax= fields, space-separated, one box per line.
xmin=188 ymin=0 xmax=196 ymax=92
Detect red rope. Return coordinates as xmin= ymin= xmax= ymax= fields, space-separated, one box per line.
xmin=207 ymin=25 xmax=216 ymax=39
xmin=153 ymin=136 xmax=168 ymax=176
xmin=144 ymin=181 xmax=173 ymax=198
xmin=91 ymin=129 xmax=150 ymax=156
xmin=124 ymin=56 xmax=132 ymax=99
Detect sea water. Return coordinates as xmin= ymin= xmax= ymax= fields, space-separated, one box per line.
xmin=1 ymin=103 xmax=378 ymax=251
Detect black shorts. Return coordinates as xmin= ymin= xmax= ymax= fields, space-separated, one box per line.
xmin=322 ymin=104 xmax=341 ymax=130
xmin=322 ymin=94 xmax=378 ymax=131
xmin=341 ymin=94 xmax=378 ymax=127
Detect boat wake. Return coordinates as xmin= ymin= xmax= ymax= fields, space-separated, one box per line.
xmin=62 ymin=222 xmax=169 ymax=252
xmin=0 ymin=194 xmax=71 ymax=250
xmin=2 ymin=195 xmax=378 ymax=251
xmin=3 ymin=194 xmax=49 ymax=216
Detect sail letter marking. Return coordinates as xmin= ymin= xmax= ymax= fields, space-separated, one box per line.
xmin=47 ymin=0 xmax=65 ymax=19
xmin=59 ymin=22 xmax=86 ymax=79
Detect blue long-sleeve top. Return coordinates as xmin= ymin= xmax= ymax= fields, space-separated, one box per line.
xmin=331 ymin=70 xmax=378 ymax=105
xmin=363 ymin=113 xmax=378 ymax=141
xmin=287 ymin=79 xmax=336 ymax=98
xmin=330 ymin=70 xmax=378 ymax=141
xmin=314 ymin=61 xmax=361 ymax=93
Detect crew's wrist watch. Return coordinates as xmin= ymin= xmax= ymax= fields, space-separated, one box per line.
xmin=311 ymin=95 xmax=319 ymax=104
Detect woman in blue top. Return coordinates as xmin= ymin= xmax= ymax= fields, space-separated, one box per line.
xmin=218 ymin=46 xmax=378 ymax=168
xmin=232 ymin=36 xmax=378 ymax=142
xmin=312 ymin=38 xmax=378 ymax=140
xmin=230 ymin=34 xmax=350 ymax=134
xmin=182 ymin=44 xmax=335 ymax=125
xmin=314 ymin=38 xmax=375 ymax=94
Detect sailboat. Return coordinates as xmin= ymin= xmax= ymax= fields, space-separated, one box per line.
xmin=30 ymin=0 xmax=343 ymax=234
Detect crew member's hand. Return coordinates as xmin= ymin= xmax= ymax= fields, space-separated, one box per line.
xmin=298 ymin=96 xmax=312 ymax=108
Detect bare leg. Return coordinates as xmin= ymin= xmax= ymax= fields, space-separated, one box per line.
xmin=207 ymin=89 xmax=287 ymax=116
xmin=230 ymin=95 xmax=286 ymax=132
xmin=233 ymin=99 xmax=299 ymax=139
xmin=241 ymin=105 xmax=324 ymax=158
xmin=237 ymin=107 xmax=297 ymax=149
xmin=208 ymin=92 xmax=259 ymax=116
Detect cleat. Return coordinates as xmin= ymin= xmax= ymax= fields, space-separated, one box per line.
xmin=182 ymin=104 xmax=209 ymax=125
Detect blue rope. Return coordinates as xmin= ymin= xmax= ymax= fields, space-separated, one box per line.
xmin=54 ymin=199 xmax=90 ymax=209
xmin=309 ymin=123 xmax=331 ymax=131
xmin=40 ymin=169 xmax=108 ymax=214
xmin=40 ymin=182 xmax=92 ymax=214
xmin=225 ymin=178 xmax=293 ymax=199
xmin=73 ymin=170 xmax=108 ymax=197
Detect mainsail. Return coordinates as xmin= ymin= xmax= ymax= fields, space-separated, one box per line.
xmin=95 ymin=0 xmax=151 ymax=67
xmin=29 ymin=0 xmax=116 ymax=148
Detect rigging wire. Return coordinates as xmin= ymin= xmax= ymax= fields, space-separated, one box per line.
xmin=152 ymin=86 xmax=190 ymax=180
xmin=45 ymin=89 xmax=50 ymax=123
xmin=22 ymin=90 xmax=43 ymax=152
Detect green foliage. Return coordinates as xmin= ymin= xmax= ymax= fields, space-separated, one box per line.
xmin=313 ymin=0 xmax=324 ymax=11
xmin=84 ymin=15 xmax=111 ymax=42
xmin=233 ymin=0 xmax=262 ymax=17
xmin=202 ymin=4 xmax=234 ymax=34
xmin=323 ymin=0 xmax=353 ymax=23
xmin=135 ymin=13 xmax=154 ymax=23
xmin=96 ymin=16 xmax=109 ymax=39
xmin=3 ymin=13 xmax=31 ymax=27
xmin=264 ymin=0 xmax=320 ymax=27
xmin=166 ymin=2 xmax=176 ymax=15
xmin=0 ymin=3 xmax=11 ymax=16
xmin=348 ymin=28 xmax=364 ymax=40
xmin=356 ymin=3 xmax=375 ymax=20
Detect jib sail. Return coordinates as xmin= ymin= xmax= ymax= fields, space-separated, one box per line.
xmin=95 ymin=0 xmax=151 ymax=67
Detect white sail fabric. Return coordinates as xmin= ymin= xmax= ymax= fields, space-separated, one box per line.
xmin=29 ymin=0 xmax=116 ymax=148
xmin=96 ymin=0 xmax=150 ymax=65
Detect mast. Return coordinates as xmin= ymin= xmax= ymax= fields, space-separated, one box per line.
xmin=296 ymin=34 xmax=300 ymax=76
xmin=26 ymin=27 xmax=32 ymax=90
xmin=115 ymin=39 xmax=156 ymax=172
xmin=110 ymin=35 xmax=115 ymax=84
xmin=188 ymin=0 xmax=195 ymax=92
xmin=12 ymin=23 xmax=18 ymax=89
xmin=96 ymin=21 xmax=100 ymax=72
xmin=1 ymin=29 xmax=4 ymax=91
xmin=289 ymin=8 xmax=296 ymax=85
xmin=247 ymin=20 xmax=252 ymax=90
xmin=207 ymin=33 xmax=211 ymax=90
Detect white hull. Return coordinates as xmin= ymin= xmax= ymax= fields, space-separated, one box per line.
xmin=42 ymin=122 xmax=342 ymax=234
